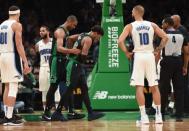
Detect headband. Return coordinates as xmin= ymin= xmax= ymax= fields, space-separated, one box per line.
xmin=9 ymin=10 xmax=20 ymax=15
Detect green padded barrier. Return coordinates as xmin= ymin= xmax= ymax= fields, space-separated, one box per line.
xmin=89 ymin=0 xmax=138 ymax=110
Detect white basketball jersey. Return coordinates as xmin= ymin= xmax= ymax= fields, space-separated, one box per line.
xmin=131 ymin=21 xmax=154 ymax=53
xmin=0 ymin=20 xmax=16 ymax=53
xmin=37 ymin=39 xmax=52 ymax=67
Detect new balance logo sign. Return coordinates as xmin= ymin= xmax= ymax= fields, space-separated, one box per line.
xmin=93 ymin=91 xmax=108 ymax=99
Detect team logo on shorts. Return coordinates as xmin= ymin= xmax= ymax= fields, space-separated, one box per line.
xmin=14 ymin=75 xmax=22 ymax=79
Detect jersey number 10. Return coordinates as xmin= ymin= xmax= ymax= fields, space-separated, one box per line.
xmin=0 ymin=32 xmax=7 ymax=44
xmin=44 ymin=55 xmax=50 ymax=62
xmin=139 ymin=33 xmax=149 ymax=45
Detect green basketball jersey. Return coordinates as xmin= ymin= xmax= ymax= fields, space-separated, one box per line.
xmin=51 ymin=25 xmax=69 ymax=58
xmin=69 ymin=33 xmax=92 ymax=63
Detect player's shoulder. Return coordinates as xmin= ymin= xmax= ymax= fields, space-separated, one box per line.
xmin=12 ymin=21 xmax=22 ymax=31
xmin=123 ymin=23 xmax=132 ymax=31
xmin=82 ymin=34 xmax=92 ymax=43
xmin=36 ymin=39 xmax=43 ymax=46
xmin=12 ymin=21 xmax=22 ymax=27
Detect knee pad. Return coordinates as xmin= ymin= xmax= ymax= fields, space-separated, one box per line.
xmin=8 ymin=82 xmax=18 ymax=98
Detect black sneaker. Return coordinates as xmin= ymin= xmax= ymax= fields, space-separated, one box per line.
xmin=13 ymin=114 xmax=23 ymax=121
xmin=88 ymin=112 xmax=105 ymax=121
xmin=3 ymin=117 xmax=23 ymax=126
xmin=0 ymin=110 xmax=5 ymax=119
xmin=51 ymin=111 xmax=67 ymax=121
xmin=0 ymin=118 xmax=6 ymax=125
xmin=146 ymin=107 xmax=156 ymax=115
xmin=41 ymin=113 xmax=51 ymax=121
xmin=67 ymin=112 xmax=85 ymax=120
xmin=162 ymin=114 xmax=165 ymax=121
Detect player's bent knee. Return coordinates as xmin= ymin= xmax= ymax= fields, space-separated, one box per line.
xmin=8 ymin=82 xmax=18 ymax=98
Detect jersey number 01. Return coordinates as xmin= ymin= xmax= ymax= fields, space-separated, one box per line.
xmin=0 ymin=32 xmax=7 ymax=44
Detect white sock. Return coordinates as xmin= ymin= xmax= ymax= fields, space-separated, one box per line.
xmin=4 ymin=105 xmax=7 ymax=116
xmin=6 ymin=106 xmax=14 ymax=119
xmin=139 ymin=105 xmax=146 ymax=116
xmin=152 ymin=101 xmax=156 ymax=109
xmin=43 ymin=104 xmax=46 ymax=111
xmin=155 ymin=105 xmax=161 ymax=115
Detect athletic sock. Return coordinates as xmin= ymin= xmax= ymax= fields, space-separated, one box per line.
xmin=6 ymin=106 xmax=13 ymax=119
xmin=139 ymin=105 xmax=147 ymax=116
xmin=4 ymin=105 xmax=7 ymax=117
xmin=155 ymin=105 xmax=161 ymax=115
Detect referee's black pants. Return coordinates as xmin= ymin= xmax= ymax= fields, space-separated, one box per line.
xmin=159 ymin=56 xmax=184 ymax=117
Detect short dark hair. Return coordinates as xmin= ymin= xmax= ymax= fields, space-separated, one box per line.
xmin=162 ymin=17 xmax=174 ymax=26
xmin=67 ymin=15 xmax=78 ymax=22
xmin=9 ymin=5 xmax=20 ymax=11
xmin=40 ymin=25 xmax=50 ymax=32
xmin=91 ymin=25 xmax=104 ymax=36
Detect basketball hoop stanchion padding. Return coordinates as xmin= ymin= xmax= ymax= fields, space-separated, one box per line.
xmin=88 ymin=0 xmax=138 ymax=110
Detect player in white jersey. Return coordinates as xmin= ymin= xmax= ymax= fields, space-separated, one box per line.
xmin=118 ymin=5 xmax=168 ymax=124
xmin=0 ymin=5 xmax=31 ymax=125
xmin=35 ymin=26 xmax=60 ymax=110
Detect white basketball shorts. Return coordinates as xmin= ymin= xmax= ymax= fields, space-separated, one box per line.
xmin=0 ymin=53 xmax=23 ymax=83
xmin=130 ymin=52 xmax=158 ymax=86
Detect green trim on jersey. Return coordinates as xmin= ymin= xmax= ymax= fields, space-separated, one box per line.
xmin=66 ymin=59 xmax=74 ymax=86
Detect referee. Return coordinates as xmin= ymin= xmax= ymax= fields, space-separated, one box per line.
xmin=171 ymin=15 xmax=189 ymax=117
xmin=160 ymin=17 xmax=188 ymax=122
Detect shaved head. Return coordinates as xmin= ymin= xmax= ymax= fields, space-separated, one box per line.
xmin=171 ymin=14 xmax=181 ymax=29
xmin=133 ymin=5 xmax=145 ymax=17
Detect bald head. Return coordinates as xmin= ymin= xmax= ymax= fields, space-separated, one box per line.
xmin=171 ymin=15 xmax=181 ymax=29
xmin=133 ymin=5 xmax=145 ymax=17
xmin=66 ymin=15 xmax=78 ymax=23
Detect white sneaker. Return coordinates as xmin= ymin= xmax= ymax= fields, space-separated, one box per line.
xmin=136 ymin=115 xmax=149 ymax=125
xmin=155 ymin=114 xmax=163 ymax=124
xmin=141 ymin=115 xmax=150 ymax=124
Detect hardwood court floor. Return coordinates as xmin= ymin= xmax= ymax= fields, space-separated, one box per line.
xmin=0 ymin=112 xmax=189 ymax=131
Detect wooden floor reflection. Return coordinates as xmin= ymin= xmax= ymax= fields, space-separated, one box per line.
xmin=1 ymin=119 xmax=189 ymax=131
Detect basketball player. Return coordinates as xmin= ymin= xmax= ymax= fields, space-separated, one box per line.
xmin=42 ymin=15 xmax=82 ymax=121
xmin=35 ymin=25 xmax=60 ymax=110
xmin=118 ymin=5 xmax=168 ymax=124
xmin=0 ymin=5 xmax=31 ymax=125
xmin=160 ymin=17 xmax=188 ymax=121
xmin=64 ymin=25 xmax=105 ymax=121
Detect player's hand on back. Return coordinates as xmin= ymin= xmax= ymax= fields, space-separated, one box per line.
xmin=125 ymin=52 xmax=133 ymax=61
xmin=182 ymin=67 xmax=187 ymax=76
